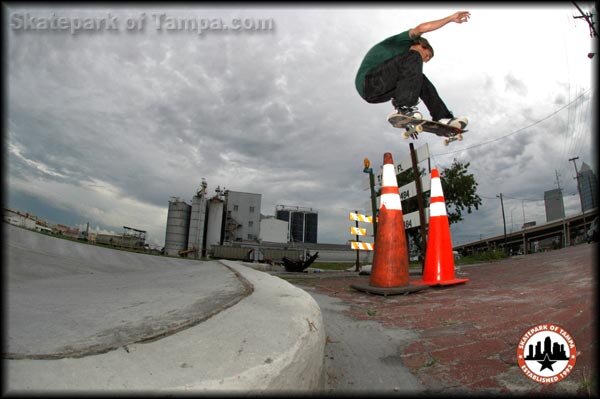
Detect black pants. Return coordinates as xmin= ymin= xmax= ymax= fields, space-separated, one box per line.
xmin=361 ymin=50 xmax=453 ymax=121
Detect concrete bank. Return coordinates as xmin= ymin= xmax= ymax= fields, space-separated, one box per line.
xmin=4 ymin=224 xmax=325 ymax=393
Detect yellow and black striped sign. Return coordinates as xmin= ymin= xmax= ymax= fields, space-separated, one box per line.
xmin=349 ymin=241 xmax=374 ymax=251
xmin=349 ymin=212 xmax=373 ymax=223
xmin=350 ymin=226 xmax=367 ymax=236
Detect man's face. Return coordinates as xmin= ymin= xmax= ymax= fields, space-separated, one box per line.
xmin=418 ymin=46 xmax=433 ymax=63
xmin=410 ymin=44 xmax=433 ymax=63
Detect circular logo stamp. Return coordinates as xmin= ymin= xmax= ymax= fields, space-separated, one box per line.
xmin=517 ymin=323 xmax=577 ymax=384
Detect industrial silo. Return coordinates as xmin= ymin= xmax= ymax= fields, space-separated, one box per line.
xmin=164 ymin=197 xmax=191 ymax=256
xmin=304 ymin=211 xmax=318 ymax=243
xmin=206 ymin=196 xmax=224 ymax=254
xmin=276 ymin=205 xmax=318 ymax=243
xmin=187 ymin=186 xmax=208 ymax=259
xmin=291 ymin=211 xmax=305 ymax=242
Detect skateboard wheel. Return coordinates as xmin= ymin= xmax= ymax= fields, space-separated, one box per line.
xmin=402 ymin=131 xmax=410 ymax=139
xmin=415 ymin=124 xmax=423 ymax=133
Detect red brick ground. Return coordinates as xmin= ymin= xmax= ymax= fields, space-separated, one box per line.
xmin=298 ymin=244 xmax=597 ymax=395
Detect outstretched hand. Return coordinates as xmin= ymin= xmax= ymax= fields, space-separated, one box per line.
xmin=450 ymin=11 xmax=470 ymax=24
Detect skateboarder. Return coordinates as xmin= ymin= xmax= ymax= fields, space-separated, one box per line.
xmin=355 ymin=11 xmax=470 ymax=129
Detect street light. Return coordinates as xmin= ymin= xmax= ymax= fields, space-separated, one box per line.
xmin=363 ymin=158 xmax=377 ymax=238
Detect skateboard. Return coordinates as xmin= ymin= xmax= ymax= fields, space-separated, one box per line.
xmin=388 ymin=114 xmax=467 ymax=146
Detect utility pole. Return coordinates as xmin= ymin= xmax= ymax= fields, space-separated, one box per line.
xmin=497 ymin=193 xmax=507 ymax=252
xmin=555 ymin=170 xmax=568 ymax=248
xmin=572 ymin=2 xmax=598 ymax=58
xmin=555 ymin=169 xmax=567 ymax=217
xmin=569 ymin=156 xmax=587 ymax=231
xmin=572 ymin=1 xmax=598 ymax=38
xmin=569 ymin=157 xmax=584 ymax=213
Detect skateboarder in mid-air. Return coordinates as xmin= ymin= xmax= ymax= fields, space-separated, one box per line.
xmin=355 ymin=11 xmax=470 ymax=129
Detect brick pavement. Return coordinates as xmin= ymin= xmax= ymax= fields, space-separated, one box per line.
xmin=293 ymin=244 xmax=597 ymax=395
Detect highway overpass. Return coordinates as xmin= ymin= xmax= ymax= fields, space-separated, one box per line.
xmin=454 ymin=208 xmax=597 ymax=255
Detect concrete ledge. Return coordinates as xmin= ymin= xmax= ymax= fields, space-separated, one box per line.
xmin=6 ymin=260 xmax=325 ymax=393
xmin=5 ymin=226 xmax=325 ymax=393
xmin=211 ymin=260 xmax=326 ymax=391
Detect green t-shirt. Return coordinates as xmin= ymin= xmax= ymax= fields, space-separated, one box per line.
xmin=355 ymin=30 xmax=415 ymax=97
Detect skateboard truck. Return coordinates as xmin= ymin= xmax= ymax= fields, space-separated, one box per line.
xmin=443 ymin=133 xmax=464 ymax=146
xmin=403 ymin=122 xmax=424 ymax=139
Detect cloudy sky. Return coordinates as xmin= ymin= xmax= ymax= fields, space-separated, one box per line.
xmin=5 ymin=3 xmax=597 ymax=247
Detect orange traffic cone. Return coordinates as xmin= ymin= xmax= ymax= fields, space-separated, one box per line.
xmin=351 ymin=152 xmax=428 ymax=296
xmin=370 ymin=152 xmax=410 ymax=288
xmin=417 ymin=168 xmax=469 ymax=286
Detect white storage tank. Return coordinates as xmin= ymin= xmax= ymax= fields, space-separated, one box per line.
xmin=206 ymin=197 xmax=224 ymax=254
xmin=164 ymin=197 xmax=191 ymax=257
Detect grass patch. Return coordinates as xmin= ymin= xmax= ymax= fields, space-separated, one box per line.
xmin=313 ymin=262 xmax=355 ymax=271
xmin=421 ymin=356 xmax=437 ymax=368
xmin=456 ymin=249 xmax=508 ymax=265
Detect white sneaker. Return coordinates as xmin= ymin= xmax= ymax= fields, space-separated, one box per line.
xmin=387 ymin=107 xmax=423 ymax=122
xmin=438 ymin=116 xmax=468 ymax=129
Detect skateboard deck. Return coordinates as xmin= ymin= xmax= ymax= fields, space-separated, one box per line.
xmin=388 ymin=114 xmax=467 ymax=145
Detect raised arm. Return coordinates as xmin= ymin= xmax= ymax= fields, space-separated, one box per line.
xmin=409 ymin=11 xmax=470 ymax=38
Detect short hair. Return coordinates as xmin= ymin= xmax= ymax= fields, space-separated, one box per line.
xmin=413 ymin=37 xmax=434 ymax=57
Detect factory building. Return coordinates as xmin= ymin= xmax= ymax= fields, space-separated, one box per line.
xmin=164 ymin=183 xmax=318 ymax=258
xmin=275 ymin=205 xmax=318 ymax=244
xmin=259 ymin=216 xmax=289 ymax=243
xmin=223 ymin=191 xmax=262 ymax=242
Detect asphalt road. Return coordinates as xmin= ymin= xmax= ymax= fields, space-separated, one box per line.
xmin=289 ymin=243 xmax=596 ymax=395
xmin=301 ymin=287 xmax=423 ymax=393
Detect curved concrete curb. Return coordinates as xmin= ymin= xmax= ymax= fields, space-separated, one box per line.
xmin=200 ymin=260 xmax=326 ymax=391
xmin=5 ymin=227 xmax=325 ymax=392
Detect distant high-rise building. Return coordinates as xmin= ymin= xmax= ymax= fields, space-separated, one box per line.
xmin=275 ymin=205 xmax=318 ymax=243
xmin=578 ymin=162 xmax=598 ymax=211
xmin=544 ymin=189 xmax=565 ymax=222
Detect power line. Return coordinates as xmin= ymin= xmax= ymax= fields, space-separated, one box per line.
xmin=479 ymin=193 xmax=543 ymax=202
xmin=432 ymin=89 xmax=591 ymax=157
xmin=502 ymin=195 xmax=544 ymax=202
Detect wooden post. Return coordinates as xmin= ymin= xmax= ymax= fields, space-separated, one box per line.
xmin=354 ymin=210 xmax=360 ymax=272
xmin=410 ymin=143 xmax=427 ymax=274
xmin=369 ymin=170 xmax=378 ymax=238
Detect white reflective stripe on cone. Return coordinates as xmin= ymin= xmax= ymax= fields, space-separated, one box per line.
xmin=381 ymin=193 xmax=402 ymax=210
xmin=381 ymin=163 xmax=397 ymax=187
xmin=380 ymin=163 xmax=402 ymax=210
xmin=430 ymin=201 xmax=447 ymax=217
xmin=430 ymin=177 xmax=444 ymax=198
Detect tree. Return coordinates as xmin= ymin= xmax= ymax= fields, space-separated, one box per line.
xmin=440 ymin=159 xmax=482 ymax=224
xmin=393 ymin=159 xmax=481 ymax=224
